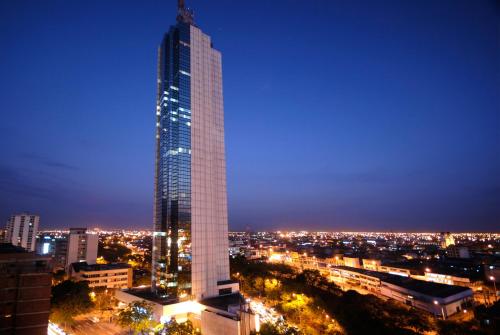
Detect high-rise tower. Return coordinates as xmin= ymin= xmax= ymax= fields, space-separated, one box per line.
xmin=152 ymin=0 xmax=230 ymax=301
xmin=4 ymin=213 xmax=39 ymax=252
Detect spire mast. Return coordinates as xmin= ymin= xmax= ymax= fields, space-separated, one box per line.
xmin=176 ymin=0 xmax=194 ymax=24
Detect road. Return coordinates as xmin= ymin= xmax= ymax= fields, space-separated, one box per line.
xmin=49 ymin=313 xmax=127 ymax=335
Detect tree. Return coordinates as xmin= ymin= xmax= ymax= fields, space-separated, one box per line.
xmin=117 ymin=300 xmax=157 ymax=335
xmin=50 ymin=280 xmax=94 ymax=328
xmin=93 ymin=287 xmax=117 ymax=315
xmin=163 ymin=319 xmax=200 ymax=334
xmin=258 ymin=322 xmax=281 ymax=335
xmin=264 ymin=278 xmax=282 ymax=301
xmin=52 ymin=269 xmax=66 ymax=285
xmin=254 ymin=321 xmax=302 ymax=335
xmin=98 ymin=241 xmax=132 ymax=263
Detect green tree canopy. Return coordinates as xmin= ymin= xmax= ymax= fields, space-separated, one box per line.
xmin=163 ymin=319 xmax=200 ymax=334
xmin=117 ymin=300 xmax=157 ymax=335
xmin=50 ymin=280 xmax=94 ymax=327
xmin=98 ymin=241 xmax=132 ymax=263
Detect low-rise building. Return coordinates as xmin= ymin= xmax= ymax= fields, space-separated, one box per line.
xmin=362 ymin=258 xmax=382 ymax=271
xmin=70 ymin=262 xmax=132 ymax=289
xmin=34 ymin=228 xmax=98 ymax=271
xmin=329 ymin=266 xmax=473 ymax=318
xmin=446 ymin=246 xmax=470 ymax=259
xmin=378 ymin=264 xmax=414 ymax=277
xmin=116 ymin=286 xmax=258 ymax=335
xmin=343 ymin=256 xmax=361 ymax=268
xmin=424 ymin=271 xmax=472 ymax=287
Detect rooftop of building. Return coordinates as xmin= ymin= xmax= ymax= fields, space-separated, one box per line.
xmin=383 ymin=259 xmax=482 ymax=278
xmin=334 ymin=266 xmax=471 ymax=298
xmin=335 ymin=265 xmax=393 ymax=280
xmin=199 ymin=292 xmax=245 ymax=312
xmin=0 ymin=243 xmax=51 ymax=261
xmin=71 ymin=261 xmax=130 ymax=272
xmin=121 ymin=287 xmax=180 ymax=305
xmin=382 ymin=275 xmax=472 ymax=298
xmin=217 ymin=279 xmax=238 ymax=285
xmin=0 ymin=244 xmax=52 ymax=273
xmin=0 ymin=243 xmax=28 ymax=254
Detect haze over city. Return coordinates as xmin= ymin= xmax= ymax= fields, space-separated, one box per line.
xmin=1 ymin=0 xmax=498 ymax=232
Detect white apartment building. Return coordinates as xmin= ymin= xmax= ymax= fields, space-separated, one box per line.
xmin=4 ymin=214 xmax=39 ymax=251
xmin=65 ymin=228 xmax=98 ymax=270
xmin=70 ymin=262 xmax=132 ymax=289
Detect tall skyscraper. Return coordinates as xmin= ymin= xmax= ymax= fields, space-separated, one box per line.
xmin=152 ymin=0 xmax=230 ymax=301
xmin=4 ymin=214 xmax=39 ymax=252
xmin=117 ymin=3 xmax=258 ymax=332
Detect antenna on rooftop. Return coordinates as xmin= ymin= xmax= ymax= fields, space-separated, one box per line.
xmin=176 ymin=0 xmax=194 ymax=24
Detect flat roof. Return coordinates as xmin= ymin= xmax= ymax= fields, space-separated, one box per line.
xmin=383 ymin=260 xmax=480 ymax=278
xmin=0 ymin=243 xmax=51 ymax=261
xmin=71 ymin=261 xmax=130 ymax=272
xmin=199 ymin=292 xmax=244 ymax=312
xmin=382 ymin=276 xmax=471 ymax=298
xmin=333 ymin=266 xmax=471 ymax=298
xmin=122 ymin=287 xmax=179 ymax=305
xmin=0 ymin=243 xmax=28 ymax=254
xmin=335 ymin=266 xmax=393 ymax=280
xmin=217 ymin=279 xmax=238 ymax=285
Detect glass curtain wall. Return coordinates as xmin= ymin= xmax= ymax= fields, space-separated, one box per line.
xmin=152 ymin=22 xmax=192 ymax=300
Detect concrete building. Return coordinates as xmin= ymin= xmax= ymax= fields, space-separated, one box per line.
xmin=424 ymin=271 xmax=472 ymax=287
xmin=35 ymin=232 xmax=56 ymax=256
xmin=329 ymin=266 xmax=473 ymax=318
xmin=117 ymin=2 xmax=258 ymax=334
xmin=65 ymin=228 xmax=98 ymax=270
xmin=34 ymin=230 xmax=94 ymax=270
xmin=343 ymin=256 xmax=361 ymax=268
xmin=0 ymin=243 xmax=52 ymax=335
xmin=70 ymin=262 xmax=132 ymax=289
xmin=378 ymin=264 xmax=413 ymax=277
xmin=440 ymin=232 xmax=455 ymax=249
xmin=116 ymin=289 xmax=258 ymax=335
xmin=362 ymin=258 xmax=382 ymax=271
xmin=4 ymin=214 xmax=39 ymax=251
xmin=446 ymin=246 xmax=470 ymax=259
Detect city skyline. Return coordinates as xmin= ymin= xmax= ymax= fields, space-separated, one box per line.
xmin=1 ymin=0 xmax=499 ymax=232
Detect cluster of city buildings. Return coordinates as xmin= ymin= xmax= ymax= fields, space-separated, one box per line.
xmin=244 ymin=230 xmax=499 ymax=319
xmin=0 ymin=216 xmax=133 ymax=334
xmin=1 ymin=0 xmax=499 ymax=334
xmin=2 ymin=214 xmax=133 ymax=289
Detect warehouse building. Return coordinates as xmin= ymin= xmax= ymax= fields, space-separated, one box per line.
xmin=329 ymin=266 xmax=473 ymax=318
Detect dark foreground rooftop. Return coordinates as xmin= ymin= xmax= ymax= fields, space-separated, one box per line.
xmin=122 ymin=286 xmax=179 ymax=305
xmin=71 ymin=261 xmax=130 ymax=272
xmin=199 ymin=292 xmax=245 ymax=312
xmin=0 ymin=243 xmax=28 ymax=254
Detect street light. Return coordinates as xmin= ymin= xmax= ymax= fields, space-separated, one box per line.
xmin=433 ymin=300 xmax=445 ymax=320
xmin=490 ymin=276 xmax=497 ymax=302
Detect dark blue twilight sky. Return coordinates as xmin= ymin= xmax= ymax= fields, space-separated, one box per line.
xmin=0 ymin=0 xmax=498 ymax=232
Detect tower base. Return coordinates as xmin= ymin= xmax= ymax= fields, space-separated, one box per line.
xmin=115 ymin=287 xmax=259 ymax=335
